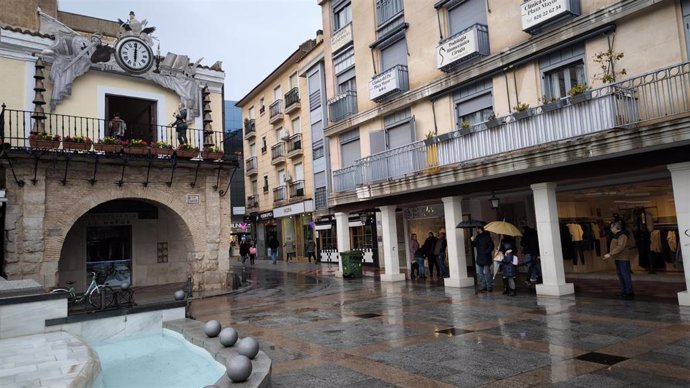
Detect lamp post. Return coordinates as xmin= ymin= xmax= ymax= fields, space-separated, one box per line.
xmin=489 ymin=192 xmax=500 ymax=219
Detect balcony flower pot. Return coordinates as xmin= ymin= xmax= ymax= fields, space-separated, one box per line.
xmin=541 ymin=100 xmax=563 ymax=113
xmin=123 ymin=146 xmax=150 ymax=156
xmin=458 ymin=127 xmax=472 ymax=136
xmin=486 ymin=117 xmax=505 ymax=129
xmin=176 ymin=149 xmax=198 ymax=158
xmin=569 ymin=91 xmax=592 ymax=105
xmin=94 ymin=143 xmax=122 ymax=153
xmin=512 ymin=109 xmax=532 ymax=121
xmin=30 ymin=139 xmax=60 ymax=149
xmin=63 ymin=141 xmax=92 ymax=151
xmin=202 ymin=151 xmax=223 ymax=160
xmin=152 ymin=148 xmax=174 ymax=157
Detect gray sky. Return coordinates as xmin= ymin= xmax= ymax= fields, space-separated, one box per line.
xmin=58 ymin=0 xmax=323 ymax=101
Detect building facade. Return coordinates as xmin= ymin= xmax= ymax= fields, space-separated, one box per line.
xmin=317 ymin=0 xmax=690 ymax=305
xmin=224 ymin=100 xmax=248 ymax=240
xmin=237 ymin=35 xmax=323 ymax=261
xmin=0 ymin=1 xmax=234 ymax=291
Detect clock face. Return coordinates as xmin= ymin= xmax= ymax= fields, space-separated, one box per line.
xmin=115 ymin=37 xmax=154 ymax=73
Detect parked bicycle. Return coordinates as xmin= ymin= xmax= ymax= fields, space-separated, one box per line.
xmin=50 ymin=272 xmax=115 ymax=310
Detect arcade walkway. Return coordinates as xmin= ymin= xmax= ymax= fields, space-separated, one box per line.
xmin=191 ymin=261 xmax=690 ymax=387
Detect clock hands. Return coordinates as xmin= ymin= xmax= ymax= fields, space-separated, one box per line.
xmin=134 ymin=42 xmax=138 ymax=63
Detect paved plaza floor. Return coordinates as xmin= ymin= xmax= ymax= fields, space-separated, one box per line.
xmin=190 ymin=260 xmax=690 ymax=387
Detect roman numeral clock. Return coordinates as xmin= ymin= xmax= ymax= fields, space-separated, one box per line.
xmin=115 ymin=36 xmax=154 ymax=74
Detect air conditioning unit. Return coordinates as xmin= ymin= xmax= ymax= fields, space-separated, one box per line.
xmin=284 ymin=174 xmax=293 ymax=182
xmin=280 ymin=131 xmax=290 ymax=140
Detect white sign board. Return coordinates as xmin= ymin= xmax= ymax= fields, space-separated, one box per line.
xmin=521 ymin=0 xmax=572 ymax=31
xmin=369 ymin=68 xmax=400 ymax=100
xmin=331 ymin=23 xmax=353 ymax=53
xmin=273 ymin=201 xmax=305 ymax=218
xmin=232 ymin=206 xmax=246 ymax=215
xmin=436 ymin=27 xmax=478 ymax=69
xmin=186 ymin=194 xmax=200 ymax=205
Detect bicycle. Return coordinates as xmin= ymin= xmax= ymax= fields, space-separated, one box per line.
xmin=50 ymin=272 xmax=115 ymax=310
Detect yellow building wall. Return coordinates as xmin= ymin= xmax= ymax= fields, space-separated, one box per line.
xmin=0 ymin=56 xmax=28 ymax=111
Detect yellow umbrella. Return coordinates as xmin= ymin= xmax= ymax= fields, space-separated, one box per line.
xmin=484 ymin=220 xmax=522 ymax=237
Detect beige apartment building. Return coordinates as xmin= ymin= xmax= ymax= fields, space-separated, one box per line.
xmin=317 ymin=0 xmax=690 ymax=305
xmin=237 ymin=36 xmax=324 ymax=261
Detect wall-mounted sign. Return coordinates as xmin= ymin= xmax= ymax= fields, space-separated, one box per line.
xmin=436 ymin=26 xmax=478 ymax=69
xmin=186 ymin=194 xmax=200 ymax=205
xmin=258 ymin=211 xmax=274 ymax=221
xmin=84 ymin=213 xmax=139 ymax=226
xmin=521 ymin=0 xmax=577 ymax=32
xmin=404 ymin=204 xmax=443 ymax=220
xmin=369 ymin=68 xmax=401 ymax=101
xmin=232 ymin=206 xmax=246 ymax=215
xmin=331 ymin=23 xmax=353 ymax=53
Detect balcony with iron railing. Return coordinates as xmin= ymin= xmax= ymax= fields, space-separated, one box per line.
xmin=270 ymin=142 xmax=286 ymax=165
xmin=332 ymin=61 xmax=690 ymax=193
xmin=369 ymin=65 xmax=409 ymax=102
xmin=243 ymin=118 xmax=256 ymax=139
xmin=269 ymin=99 xmax=283 ymax=124
xmin=245 ymin=156 xmax=258 ymax=176
xmin=246 ymin=194 xmax=259 ymax=210
xmin=273 ymin=185 xmax=287 ymax=203
xmin=0 ymin=104 xmax=225 ymax=160
xmin=284 ymin=88 xmax=300 ymax=114
xmin=328 ymin=90 xmax=358 ymax=122
xmin=286 ymin=133 xmax=303 ymax=158
xmin=376 ymin=0 xmax=404 ymax=28
xmin=436 ymin=24 xmax=490 ymax=73
xmin=288 ymin=180 xmax=305 ymax=199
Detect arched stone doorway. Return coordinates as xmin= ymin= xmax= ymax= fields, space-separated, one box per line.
xmin=56 ymin=199 xmax=195 ymax=291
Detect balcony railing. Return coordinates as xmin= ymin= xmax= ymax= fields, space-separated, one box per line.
xmin=271 ymin=142 xmax=286 ymax=164
xmin=284 ymin=88 xmax=300 ymax=113
xmin=269 ymin=99 xmax=283 ymax=123
xmin=0 ymin=105 xmax=224 ymax=154
xmin=273 ymin=185 xmax=287 ymax=203
xmin=243 ymin=119 xmax=256 ymax=139
xmin=376 ymin=0 xmax=404 ymax=27
xmin=287 ymin=133 xmax=302 ymax=157
xmin=245 ymin=156 xmax=258 ymax=175
xmin=246 ymin=194 xmax=259 ymax=210
xmin=289 ymin=180 xmax=305 ymax=198
xmin=369 ymin=65 xmax=409 ymax=102
xmin=328 ymin=90 xmax=358 ymax=122
xmin=437 ymin=24 xmax=490 ymax=73
xmin=332 ymin=61 xmax=690 ymax=192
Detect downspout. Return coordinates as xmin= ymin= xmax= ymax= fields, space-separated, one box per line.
xmin=431 ymin=98 xmax=438 ymax=135
xmin=503 ymin=70 xmax=512 ymax=114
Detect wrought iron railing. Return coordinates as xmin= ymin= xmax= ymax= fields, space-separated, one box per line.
xmin=247 ymin=194 xmax=259 ymax=209
xmin=284 ymin=88 xmax=300 ymax=110
xmin=245 ymin=156 xmax=257 ymax=173
xmin=328 ymin=90 xmax=358 ymax=122
xmin=244 ymin=118 xmax=255 ymax=136
xmin=269 ymin=99 xmax=283 ymax=120
xmin=271 ymin=142 xmax=286 ymax=161
xmin=287 ymin=133 xmax=302 ymax=153
xmin=332 ymin=61 xmax=690 ymax=192
xmin=0 ymin=105 xmax=224 ymax=152
xmin=289 ymin=180 xmax=305 ymax=198
xmin=376 ymin=0 xmax=404 ymax=27
xmin=273 ymin=185 xmax=287 ymax=202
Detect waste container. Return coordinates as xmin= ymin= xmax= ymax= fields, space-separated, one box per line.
xmin=340 ymin=250 xmax=364 ymax=278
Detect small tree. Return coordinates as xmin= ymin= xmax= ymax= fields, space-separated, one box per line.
xmin=593 ymin=49 xmax=627 ymax=84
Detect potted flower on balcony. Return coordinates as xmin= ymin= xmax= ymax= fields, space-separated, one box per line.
xmin=151 ymin=140 xmax=174 ymax=156
xmin=94 ymin=136 xmax=123 ymax=153
xmin=540 ymin=95 xmax=563 ymax=113
xmin=176 ymin=144 xmax=199 ymax=158
xmin=458 ymin=121 xmax=472 ymax=136
xmin=485 ymin=114 xmax=504 ymax=129
xmin=62 ymin=135 xmax=93 ymax=151
xmin=512 ymin=102 xmax=531 ymax=120
xmin=202 ymin=145 xmax=224 ymax=160
xmin=123 ymin=139 xmax=150 ymax=156
xmin=568 ymin=83 xmax=592 ymax=104
xmin=29 ymin=132 xmax=61 ymax=149
xmin=423 ymin=131 xmax=437 ymax=146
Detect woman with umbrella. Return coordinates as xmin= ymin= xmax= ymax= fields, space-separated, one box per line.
xmin=484 ymin=220 xmax=522 ymax=296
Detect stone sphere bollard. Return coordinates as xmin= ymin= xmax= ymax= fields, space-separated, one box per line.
xmin=219 ymin=327 xmax=238 ymax=347
xmin=237 ymin=337 xmax=259 ymax=359
xmin=120 ymin=282 xmax=130 ymax=291
xmin=204 ymin=320 xmax=222 ymax=337
xmin=174 ymin=289 xmax=185 ymax=301
xmin=226 ymin=355 xmax=252 ymax=382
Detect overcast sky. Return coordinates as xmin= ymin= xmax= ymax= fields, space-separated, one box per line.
xmin=58 ymin=0 xmax=323 ymax=101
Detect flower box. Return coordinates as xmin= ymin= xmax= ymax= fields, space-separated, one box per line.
xmin=569 ymin=91 xmax=592 ymax=105
xmin=63 ymin=142 xmax=92 ymax=151
xmin=123 ymin=146 xmax=150 ymax=156
xmin=94 ymin=143 xmax=122 ymax=153
xmin=202 ymin=151 xmax=223 ymax=160
xmin=29 ymin=139 xmax=60 ymax=149
xmin=541 ymin=100 xmax=563 ymax=113
xmin=152 ymin=148 xmax=174 ymax=157
xmin=176 ymin=149 xmax=198 ymax=158
xmin=485 ymin=117 xmax=505 ymax=129
xmin=512 ymin=109 xmax=532 ymax=121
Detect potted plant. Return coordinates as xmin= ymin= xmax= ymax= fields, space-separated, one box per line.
xmin=485 ymin=114 xmax=504 ymax=129
xmin=458 ymin=121 xmax=472 ymax=136
xmin=94 ymin=136 xmax=123 ymax=153
xmin=568 ymin=83 xmax=591 ymax=104
xmin=29 ymin=132 xmax=61 ymax=149
xmin=512 ymin=102 xmax=531 ymax=120
xmin=593 ymin=49 xmax=626 ymax=84
xmin=423 ymin=131 xmax=437 ymax=146
xmin=540 ymin=95 xmax=562 ymax=113
xmin=202 ymin=145 xmax=224 ymax=160
xmin=176 ymin=144 xmax=199 ymax=158
xmin=151 ymin=140 xmax=174 ymax=156
xmin=62 ymin=135 xmax=93 ymax=151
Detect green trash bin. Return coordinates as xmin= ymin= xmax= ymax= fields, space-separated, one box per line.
xmin=340 ymin=250 xmax=364 ymax=278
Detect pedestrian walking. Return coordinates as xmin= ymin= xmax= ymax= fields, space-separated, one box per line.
xmin=500 ymin=242 xmax=518 ymax=296
xmin=421 ymin=232 xmax=438 ymax=279
xmin=239 ymin=239 xmax=250 ymax=267
xmin=249 ymin=239 xmax=256 ymax=265
xmin=604 ymin=220 xmax=634 ymax=298
xmin=521 ymin=225 xmax=541 ymax=284
xmin=268 ymin=234 xmax=280 ymax=264
xmin=472 ymin=226 xmax=494 ymax=291
xmin=284 ymin=237 xmax=296 ymax=263
xmin=306 ymin=239 xmax=317 ymax=263
xmin=432 ymin=230 xmax=448 ymax=278
xmin=409 ymin=233 xmax=420 ymax=279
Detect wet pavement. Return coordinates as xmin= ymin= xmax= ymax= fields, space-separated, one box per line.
xmin=190 ymin=260 xmax=690 ymax=387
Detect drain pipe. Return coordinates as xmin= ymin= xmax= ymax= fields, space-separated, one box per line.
xmin=503 ymin=70 xmax=512 ymax=113
xmin=431 ymin=98 xmax=439 ymax=135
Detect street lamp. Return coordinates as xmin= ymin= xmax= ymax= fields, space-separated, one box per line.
xmin=488 ymin=192 xmax=500 ymax=209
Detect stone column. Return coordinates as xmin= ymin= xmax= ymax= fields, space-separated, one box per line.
xmin=379 ymin=205 xmax=405 ymax=282
xmin=442 ymin=196 xmax=474 ymax=288
xmin=334 ymin=212 xmax=350 ymax=277
xmin=531 ymin=183 xmax=574 ymax=296
xmin=668 ymin=162 xmax=690 ymax=306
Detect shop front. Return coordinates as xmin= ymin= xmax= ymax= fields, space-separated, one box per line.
xmin=257 ymin=211 xmax=277 ymax=259
xmin=273 ymin=200 xmax=314 ymax=260
xmin=314 ymin=216 xmax=337 ymax=263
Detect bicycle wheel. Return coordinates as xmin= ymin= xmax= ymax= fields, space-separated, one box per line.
xmin=89 ymin=285 xmax=115 ymax=310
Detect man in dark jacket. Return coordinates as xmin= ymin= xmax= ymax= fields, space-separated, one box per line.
xmin=421 ymin=232 xmax=438 ymax=279
xmin=521 ymin=225 xmax=541 ymax=284
xmin=268 ymin=234 xmax=280 ymax=264
xmin=472 ymin=227 xmax=495 ymax=291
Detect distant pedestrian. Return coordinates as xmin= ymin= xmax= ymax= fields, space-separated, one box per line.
xmin=239 ymin=239 xmax=250 ymax=267
xmin=268 ymin=234 xmax=279 ymax=264
xmin=421 ymin=232 xmax=438 ymax=279
xmin=604 ymin=221 xmax=634 ymax=298
xmin=432 ymin=230 xmax=448 ymax=278
xmin=306 ymin=239 xmax=317 ymax=263
xmin=409 ymin=233 xmax=420 ymax=279
xmin=521 ymin=225 xmax=541 ymax=284
xmin=500 ymin=242 xmax=517 ymax=296
xmin=108 ymin=112 xmax=127 ymax=140
xmin=472 ymin=226 xmax=494 ymax=292
xmin=284 ymin=237 xmax=296 ymax=263
xmin=249 ymin=239 xmax=257 ymax=265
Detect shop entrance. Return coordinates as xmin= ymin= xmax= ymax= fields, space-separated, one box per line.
xmin=106 ymin=94 xmax=158 ymax=143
